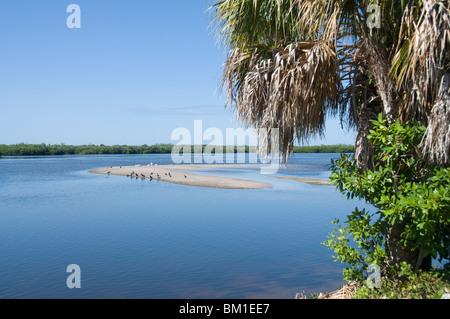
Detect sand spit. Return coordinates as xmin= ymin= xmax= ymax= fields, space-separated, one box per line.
xmin=268 ymin=175 xmax=334 ymax=186
xmin=89 ymin=165 xmax=273 ymax=189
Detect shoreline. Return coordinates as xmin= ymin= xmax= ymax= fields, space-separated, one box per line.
xmin=268 ymin=175 xmax=334 ymax=186
xmin=89 ymin=164 xmax=334 ymax=189
xmin=89 ymin=165 xmax=273 ymax=189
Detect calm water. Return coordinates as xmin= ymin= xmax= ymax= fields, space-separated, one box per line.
xmin=0 ymin=153 xmax=371 ymax=299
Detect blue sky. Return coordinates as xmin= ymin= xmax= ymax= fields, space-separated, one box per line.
xmin=0 ymin=0 xmax=356 ymax=146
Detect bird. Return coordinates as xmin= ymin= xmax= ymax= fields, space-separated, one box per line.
xmin=184 ymin=175 xmax=187 ymax=178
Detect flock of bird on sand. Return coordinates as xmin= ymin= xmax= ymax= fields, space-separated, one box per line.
xmin=105 ymin=163 xmax=187 ymax=181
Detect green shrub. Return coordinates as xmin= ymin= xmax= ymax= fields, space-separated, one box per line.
xmin=354 ymin=262 xmax=449 ymax=299
xmin=323 ymin=114 xmax=450 ymax=298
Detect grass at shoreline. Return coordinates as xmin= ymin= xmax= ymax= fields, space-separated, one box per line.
xmin=0 ymin=143 xmax=354 ymax=157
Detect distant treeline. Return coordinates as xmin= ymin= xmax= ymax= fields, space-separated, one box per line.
xmin=293 ymin=144 xmax=354 ymax=153
xmin=0 ymin=143 xmax=354 ymax=156
xmin=0 ymin=144 xmax=175 ymax=156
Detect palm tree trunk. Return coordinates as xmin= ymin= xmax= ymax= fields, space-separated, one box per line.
xmin=354 ymin=105 xmax=374 ymax=169
xmin=364 ymin=41 xmax=396 ymax=124
xmin=385 ymin=223 xmax=419 ymax=269
xmin=359 ymin=40 xmax=429 ymax=271
xmin=385 ymin=222 xmax=431 ymax=272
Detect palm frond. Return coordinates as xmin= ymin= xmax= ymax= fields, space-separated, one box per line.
xmin=225 ymin=41 xmax=340 ymax=161
xmin=391 ymin=0 xmax=450 ymax=165
xmin=211 ymin=0 xmax=450 ymax=166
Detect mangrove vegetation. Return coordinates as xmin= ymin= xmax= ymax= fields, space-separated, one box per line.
xmin=0 ymin=143 xmax=353 ymax=157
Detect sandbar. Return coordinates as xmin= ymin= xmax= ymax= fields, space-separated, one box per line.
xmin=268 ymin=175 xmax=334 ymax=186
xmin=89 ymin=164 xmax=273 ymax=189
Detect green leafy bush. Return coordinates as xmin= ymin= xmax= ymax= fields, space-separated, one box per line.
xmin=354 ymin=262 xmax=449 ymax=299
xmin=323 ymin=115 xmax=449 ymax=298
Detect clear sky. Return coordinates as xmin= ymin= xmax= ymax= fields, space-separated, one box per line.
xmin=0 ymin=0 xmax=356 ymax=146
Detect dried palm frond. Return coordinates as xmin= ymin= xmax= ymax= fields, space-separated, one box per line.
xmin=421 ymin=73 xmax=450 ymax=165
xmin=294 ymin=281 xmax=361 ymax=299
xmin=391 ymin=0 xmax=450 ymax=166
xmin=212 ymin=0 xmax=450 ymax=166
xmin=316 ymin=281 xmax=361 ymax=299
xmin=224 ymin=41 xmax=340 ymax=162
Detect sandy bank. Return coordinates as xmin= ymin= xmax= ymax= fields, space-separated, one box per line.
xmin=89 ymin=165 xmax=273 ymax=189
xmin=268 ymin=175 xmax=334 ymax=186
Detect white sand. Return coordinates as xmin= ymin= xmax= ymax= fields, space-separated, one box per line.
xmin=89 ymin=165 xmax=273 ymax=189
xmin=268 ymin=175 xmax=334 ymax=186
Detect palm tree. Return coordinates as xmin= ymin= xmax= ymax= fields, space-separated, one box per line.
xmin=210 ymin=0 xmax=449 ymax=270
xmin=210 ymin=0 xmax=449 ymax=167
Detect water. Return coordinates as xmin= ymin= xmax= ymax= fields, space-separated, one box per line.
xmin=0 ymin=153 xmax=371 ymax=299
